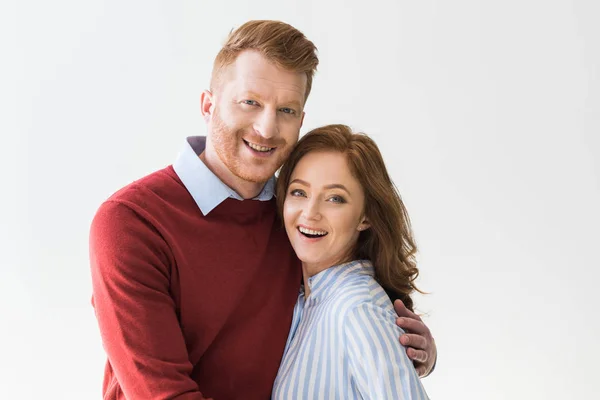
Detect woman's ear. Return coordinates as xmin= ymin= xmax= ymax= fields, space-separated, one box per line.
xmin=357 ymin=218 xmax=370 ymax=232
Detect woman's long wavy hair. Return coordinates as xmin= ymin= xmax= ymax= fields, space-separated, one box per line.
xmin=276 ymin=124 xmax=422 ymax=311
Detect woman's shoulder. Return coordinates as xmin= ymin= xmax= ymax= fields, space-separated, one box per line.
xmin=326 ymin=270 xmax=397 ymax=325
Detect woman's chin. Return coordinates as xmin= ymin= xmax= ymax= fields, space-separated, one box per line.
xmin=295 ymin=253 xmax=322 ymax=266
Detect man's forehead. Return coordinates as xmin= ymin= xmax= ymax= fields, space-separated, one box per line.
xmin=222 ymin=51 xmax=307 ymax=99
xmin=236 ymin=75 xmax=305 ymax=97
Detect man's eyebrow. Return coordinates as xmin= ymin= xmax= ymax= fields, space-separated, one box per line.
xmin=241 ymin=91 xmax=303 ymax=110
xmin=282 ymin=100 xmax=303 ymax=110
xmin=242 ymin=91 xmax=264 ymax=100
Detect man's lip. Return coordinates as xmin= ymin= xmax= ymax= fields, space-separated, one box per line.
xmin=243 ymin=139 xmax=277 ymax=150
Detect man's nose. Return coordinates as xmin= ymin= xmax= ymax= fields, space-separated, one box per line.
xmin=254 ymin=109 xmax=279 ymax=139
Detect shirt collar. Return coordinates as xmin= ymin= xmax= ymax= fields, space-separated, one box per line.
xmin=303 ymin=260 xmax=374 ymax=303
xmin=172 ymin=136 xmax=276 ymax=215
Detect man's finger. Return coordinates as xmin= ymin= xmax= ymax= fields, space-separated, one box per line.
xmin=415 ymin=366 xmax=427 ymax=377
xmin=400 ymin=333 xmax=427 ymax=350
xmin=407 ymin=348 xmax=428 ymax=363
xmin=393 ymin=299 xmax=421 ymax=320
xmin=396 ymin=317 xmax=429 ymax=335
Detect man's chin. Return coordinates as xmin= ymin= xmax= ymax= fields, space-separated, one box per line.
xmin=234 ymin=159 xmax=282 ymax=183
xmin=233 ymin=167 xmax=277 ymax=184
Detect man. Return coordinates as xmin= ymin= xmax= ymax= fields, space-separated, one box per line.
xmin=90 ymin=20 xmax=436 ymax=400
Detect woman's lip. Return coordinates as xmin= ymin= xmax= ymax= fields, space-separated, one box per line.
xmin=297 ymin=224 xmax=327 ymax=232
xmin=297 ymin=226 xmax=329 ymax=242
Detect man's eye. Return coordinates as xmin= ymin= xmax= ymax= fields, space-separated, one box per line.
xmin=328 ymin=195 xmax=346 ymax=204
xmin=242 ymin=100 xmax=259 ymax=106
xmin=280 ymin=107 xmax=295 ymax=114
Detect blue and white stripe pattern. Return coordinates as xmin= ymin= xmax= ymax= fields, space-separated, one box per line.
xmin=272 ymin=260 xmax=429 ymax=400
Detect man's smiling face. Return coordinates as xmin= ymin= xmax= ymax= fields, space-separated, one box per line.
xmin=204 ymin=50 xmax=307 ymax=185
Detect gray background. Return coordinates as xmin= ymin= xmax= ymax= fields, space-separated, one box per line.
xmin=4 ymin=0 xmax=599 ymax=398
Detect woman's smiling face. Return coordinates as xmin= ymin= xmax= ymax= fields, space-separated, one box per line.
xmin=283 ymin=151 xmax=370 ymax=273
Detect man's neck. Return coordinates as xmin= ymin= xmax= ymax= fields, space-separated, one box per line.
xmin=199 ymin=150 xmax=266 ymax=200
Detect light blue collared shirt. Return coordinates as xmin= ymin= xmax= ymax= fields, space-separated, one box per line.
xmin=272 ymin=260 xmax=429 ymax=400
xmin=172 ymin=136 xmax=276 ymax=215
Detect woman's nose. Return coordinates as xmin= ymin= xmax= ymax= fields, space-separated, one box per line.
xmin=303 ymin=199 xmax=322 ymax=221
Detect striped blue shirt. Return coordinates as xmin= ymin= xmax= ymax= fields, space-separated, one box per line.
xmin=272 ymin=260 xmax=429 ymax=400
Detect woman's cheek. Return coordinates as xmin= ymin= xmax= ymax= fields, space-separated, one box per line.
xmin=283 ymin=199 xmax=301 ymax=224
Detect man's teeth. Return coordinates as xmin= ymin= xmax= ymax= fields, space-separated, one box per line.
xmin=299 ymin=227 xmax=328 ymax=236
xmin=247 ymin=141 xmax=273 ymax=152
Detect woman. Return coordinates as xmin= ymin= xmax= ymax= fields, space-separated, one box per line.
xmin=272 ymin=125 xmax=429 ymax=399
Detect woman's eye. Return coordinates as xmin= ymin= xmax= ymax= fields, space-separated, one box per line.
xmin=242 ymin=100 xmax=258 ymax=106
xmin=328 ymin=195 xmax=346 ymax=204
xmin=290 ymin=189 xmax=306 ymax=197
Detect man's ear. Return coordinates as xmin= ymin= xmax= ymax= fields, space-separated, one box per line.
xmin=200 ymin=90 xmax=214 ymax=123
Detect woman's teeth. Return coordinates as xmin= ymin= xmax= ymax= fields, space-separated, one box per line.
xmin=298 ymin=226 xmax=328 ymax=237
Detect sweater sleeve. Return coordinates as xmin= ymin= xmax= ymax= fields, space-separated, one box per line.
xmin=89 ymin=200 xmax=211 ymax=400
xmin=343 ymin=303 xmax=429 ymax=400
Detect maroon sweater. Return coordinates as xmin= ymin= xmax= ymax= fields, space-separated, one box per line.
xmin=90 ymin=166 xmax=301 ymax=399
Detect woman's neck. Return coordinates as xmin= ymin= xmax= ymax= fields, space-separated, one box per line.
xmin=301 ymin=256 xmax=353 ymax=297
xmin=301 ymin=262 xmax=329 ymax=298
xmin=301 ymin=266 xmax=312 ymax=297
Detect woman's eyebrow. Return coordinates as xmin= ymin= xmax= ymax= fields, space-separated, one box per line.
xmin=323 ymin=183 xmax=350 ymax=193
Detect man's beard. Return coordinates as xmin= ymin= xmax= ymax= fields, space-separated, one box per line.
xmin=211 ymin=109 xmax=291 ymax=184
